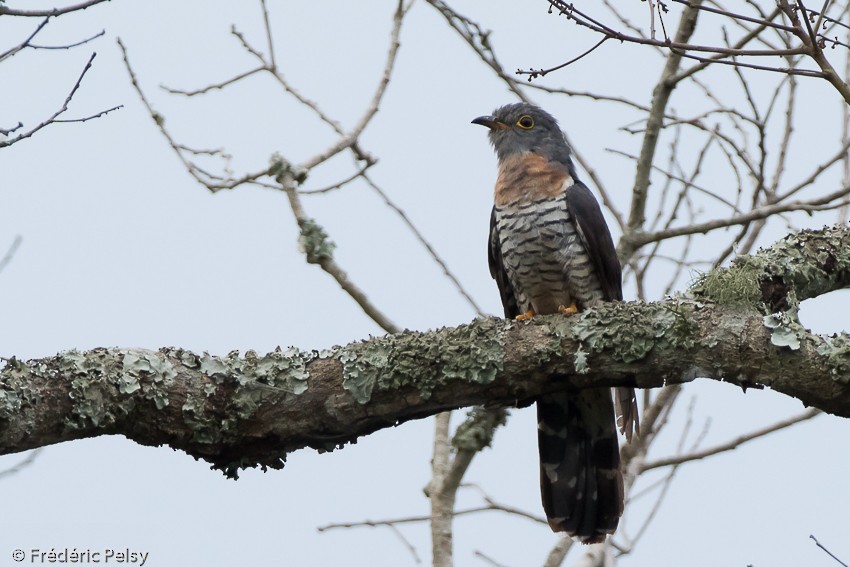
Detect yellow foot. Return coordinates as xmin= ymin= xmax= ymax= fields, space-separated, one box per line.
xmin=515 ymin=308 xmax=536 ymax=321
xmin=558 ymin=303 xmax=579 ymax=316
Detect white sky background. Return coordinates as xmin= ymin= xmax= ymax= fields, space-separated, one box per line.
xmin=1 ymin=1 xmax=848 ymax=566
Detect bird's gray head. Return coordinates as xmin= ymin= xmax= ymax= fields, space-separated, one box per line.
xmin=472 ymin=103 xmax=573 ymax=167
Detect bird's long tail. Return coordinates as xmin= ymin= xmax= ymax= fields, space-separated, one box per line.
xmin=537 ymin=389 xmax=623 ymax=544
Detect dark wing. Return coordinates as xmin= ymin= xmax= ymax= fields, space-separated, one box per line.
xmin=564 ymin=181 xmax=622 ymax=301
xmin=564 ymin=181 xmax=639 ymax=440
xmin=488 ymin=207 xmax=520 ymax=318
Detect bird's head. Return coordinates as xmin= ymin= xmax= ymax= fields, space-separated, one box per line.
xmin=472 ymin=103 xmax=572 ymax=166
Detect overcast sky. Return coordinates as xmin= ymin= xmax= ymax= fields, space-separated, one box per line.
xmin=1 ymin=2 xmax=848 ymax=566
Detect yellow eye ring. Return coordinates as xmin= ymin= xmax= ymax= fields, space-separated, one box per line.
xmin=516 ymin=115 xmax=534 ymax=129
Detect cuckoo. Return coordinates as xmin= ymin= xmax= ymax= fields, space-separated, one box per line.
xmin=473 ymin=102 xmax=639 ymax=543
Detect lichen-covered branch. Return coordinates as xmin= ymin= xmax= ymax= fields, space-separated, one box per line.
xmin=1 ymin=226 xmax=849 ymax=475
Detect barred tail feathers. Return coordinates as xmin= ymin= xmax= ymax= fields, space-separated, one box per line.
xmin=537 ymin=389 xmax=623 ymax=544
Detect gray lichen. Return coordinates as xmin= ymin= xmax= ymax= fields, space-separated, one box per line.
xmin=690 ymin=258 xmax=763 ymax=306
xmin=570 ymin=302 xmax=678 ymax=364
xmin=122 ymin=350 xmax=177 ymax=410
xmin=64 ymin=349 xmax=128 ymax=430
xmin=298 ymin=218 xmax=336 ymax=264
xmin=185 ymin=347 xmax=315 ymax=443
xmin=268 ymin=152 xmax=308 ymax=187
xmin=816 ymin=333 xmax=850 ymax=384
xmin=451 ymin=407 xmax=508 ymax=452
xmin=762 ymin=310 xmax=802 ymax=350
xmin=339 ymin=318 xmax=506 ymax=404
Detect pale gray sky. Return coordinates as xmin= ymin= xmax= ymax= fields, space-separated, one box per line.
xmin=1 ymin=2 xmax=848 ymax=566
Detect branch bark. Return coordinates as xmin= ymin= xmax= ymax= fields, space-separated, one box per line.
xmin=1 ymin=226 xmax=849 ymax=475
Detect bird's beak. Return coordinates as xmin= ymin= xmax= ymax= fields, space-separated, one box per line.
xmin=472 ymin=115 xmax=508 ymax=130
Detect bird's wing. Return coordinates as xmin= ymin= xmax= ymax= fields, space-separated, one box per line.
xmin=488 ymin=206 xmax=520 ymax=318
xmin=564 ymin=181 xmax=639 ymax=441
xmin=563 ymin=181 xmax=623 ymax=302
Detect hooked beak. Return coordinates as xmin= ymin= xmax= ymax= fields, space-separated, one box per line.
xmin=472 ymin=115 xmax=508 ymax=130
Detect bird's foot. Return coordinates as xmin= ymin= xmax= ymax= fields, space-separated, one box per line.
xmin=558 ymin=303 xmax=579 ymax=316
xmin=515 ymin=308 xmax=536 ymax=321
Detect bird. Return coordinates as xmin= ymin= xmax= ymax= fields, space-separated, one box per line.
xmin=472 ymin=102 xmax=639 ymax=543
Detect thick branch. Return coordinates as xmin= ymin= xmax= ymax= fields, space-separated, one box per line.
xmin=1 ymin=227 xmax=849 ymax=474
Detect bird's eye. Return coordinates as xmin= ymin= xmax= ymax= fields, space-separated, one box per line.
xmin=516 ymin=115 xmax=534 ymax=129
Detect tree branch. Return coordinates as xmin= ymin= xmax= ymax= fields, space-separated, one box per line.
xmin=639 ymin=407 xmax=820 ymax=472
xmin=621 ymin=1 xmax=703 ymax=262
xmin=0 ymin=0 xmax=111 ymax=17
xmin=1 ymin=226 xmax=848 ymax=475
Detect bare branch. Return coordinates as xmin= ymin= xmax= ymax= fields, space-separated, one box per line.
xmin=473 ymin=551 xmax=508 ymax=567
xmin=160 ymin=67 xmax=265 ymax=97
xmin=0 ymin=52 xmax=119 ymax=148
xmin=0 ymin=18 xmax=50 ymax=62
xmin=299 ymin=0 xmax=411 ymax=171
xmin=620 ymin=1 xmax=703 ymax=263
xmin=811 ymin=534 xmax=850 ymax=567
xmin=0 ymin=0 xmax=112 ymax=17
xmin=0 ymin=236 xmax=23 ymax=275
xmin=28 ymin=29 xmax=105 ymax=50
xmin=279 ymin=178 xmax=401 ymax=334
xmin=0 ymin=449 xmax=41 ymax=480
xmin=640 ymin=408 xmax=821 ymax=472
xmin=430 ymin=412 xmax=454 ymax=567
xmin=542 ymin=535 xmax=574 ymax=567
xmin=361 ymin=173 xmax=488 ymax=317
xmin=517 ymin=36 xmax=609 ymax=79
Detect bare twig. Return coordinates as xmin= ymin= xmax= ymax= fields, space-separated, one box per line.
xmin=620 ymin=1 xmax=703 ymax=263
xmin=473 ymin=551 xmax=508 ymax=567
xmin=0 ymin=52 xmax=119 ymax=148
xmin=0 ymin=0 xmax=112 ymax=17
xmin=810 ymin=534 xmax=849 ymax=567
xmin=28 ymin=29 xmax=105 ymax=50
xmin=0 ymin=17 xmax=50 ymax=61
xmin=641 ymin=408 xmax=821 ymax=472
xmin=300 ymin=0 xmax=411 ymax=171
xmin=362 ymin=174 xmax=488 ymax=317
xmin=0 ymin=236 xmax=23 ymax=275
xmin=0 ymin=449 xmax=42 ymax=480
xmin=280 ymin=181 xmax=401 ymax=334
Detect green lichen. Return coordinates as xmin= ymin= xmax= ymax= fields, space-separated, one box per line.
xmin=229 ymin=348 xmax=312 ymax=419
xmin=268 ymin=152 xmax=308 ymax=187
xmin=656 ymin=297 xmax=703 ymax=351
xmin=298 ymin=218 xmax=336 ymax=264
xmin=816 ymin=333 xmax=850 ymax=384
xmin=64 ymin=348 xmax=128 ymax=430
xmin=760 ymin=288 xmax=805 ymax=351
xmin=0 ymin=357 xmax=26 ymax=416
xmin=690 ymin=257 xmax=763 ymax=306
xmin=767 ymin=226 xmax=850 ymax=299
xmin=573 ymin=346 xmax=590 ymax=374
xmin=570 ymin=302 xmax=677 ymax=364
xmin=339 ymin=318 xmax=505 ymax=404
xmin=181 ymin=394 xmax=219 ymax=445
xmin=451 ymin=407 xmax=508 ymax=452
xmin=690 ymin=226 xmax=850 ymax=311
xmin=762 ymin=311 xmax=802 ymax=350
xmin=188 ymin=347 xmax=315 ymax=442
xmin=123 ymin=350 xmax=177 ymax=409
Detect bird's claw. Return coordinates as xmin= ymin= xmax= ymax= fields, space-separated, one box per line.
xmin=515 ymin=308 xmax=536 ymax=321
xmin=558 ymin=303 xmax=578 ymax=315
